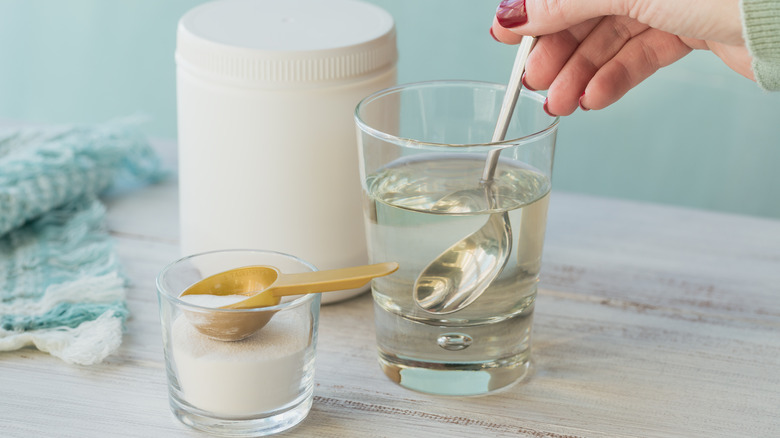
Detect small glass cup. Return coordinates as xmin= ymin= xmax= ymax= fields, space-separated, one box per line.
xmin=156 ymin=249 xmax=320 ymax=436
xmin=355 ymin=81 xmax=559 ymax=396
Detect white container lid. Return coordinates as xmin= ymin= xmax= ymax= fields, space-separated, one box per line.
xmin=176 ymin=0 xmax=397 ymax=86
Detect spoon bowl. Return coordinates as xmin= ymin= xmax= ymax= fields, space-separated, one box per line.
xmin=180 ymin=262 xmax=398 ymax=341
xmin=180 ymin=306 xmax=278 ymax=342
xmin=414 ymin=209 xmax=512 ymax=314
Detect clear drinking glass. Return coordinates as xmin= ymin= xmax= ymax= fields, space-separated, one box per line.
xmin=355 ymin=81 xmax=559 ymax=396
xmin=156 ymin=249 xmax=320 ymax=436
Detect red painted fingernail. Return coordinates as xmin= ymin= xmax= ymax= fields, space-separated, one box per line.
xmin=521 ymin=73 xmax=535 ymax=91
xmin=543 ymin=98 xmax=554 ymax=116
xmin=578 ymin=92 xmax=590 ymax=111
xmin=496 ymin=0 xmax=528 ymax=28
xmin=489 ymin=27 xmax=500 ymax=42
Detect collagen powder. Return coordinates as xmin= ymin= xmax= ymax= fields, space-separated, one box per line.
xmin=171 ymin=297 xmax=311 ymax=417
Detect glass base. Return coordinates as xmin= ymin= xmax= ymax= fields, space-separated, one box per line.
xmin=169 ymin=394 xmax=312 ymax=437
xmin=378 ymin=350 xmax=531 ymax=396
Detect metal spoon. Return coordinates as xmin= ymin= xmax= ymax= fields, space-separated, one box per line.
xmin=180 ymin=262 xmax=398 ymax=341
xmin=414 ymin=36 xmax=536 ymax=314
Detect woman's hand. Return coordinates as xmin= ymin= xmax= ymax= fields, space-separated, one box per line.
xmin=491 ymin=0 xmax=753 ymax=115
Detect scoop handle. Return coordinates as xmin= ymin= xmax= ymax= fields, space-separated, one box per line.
xmin=270 ymin=262 xmax=399 ymax=296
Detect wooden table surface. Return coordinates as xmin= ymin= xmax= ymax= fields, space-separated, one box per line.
xmin=1 ymin=141 xmax=779 ymax=437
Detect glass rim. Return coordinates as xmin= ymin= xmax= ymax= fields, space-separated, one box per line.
xmin=156 ymin=248 xmax=320 ymax=313
xmin=354 ymin=79 xmax=560 ymax=150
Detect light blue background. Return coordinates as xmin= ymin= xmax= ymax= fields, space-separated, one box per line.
xmin=1 ymin=0 xmax=779 ymax=218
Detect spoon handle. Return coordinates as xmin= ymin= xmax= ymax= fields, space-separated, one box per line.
xmin=270 ymin=262 xmax=399 ymax=297
xmin=481 ymin=36 xmax=537 ymax=183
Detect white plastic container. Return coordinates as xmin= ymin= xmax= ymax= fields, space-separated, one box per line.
xmin=176 ymin=0 xmax=397 ymax=303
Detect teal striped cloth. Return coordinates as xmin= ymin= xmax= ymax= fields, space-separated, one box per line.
xmin=0 ymin=121 xmax=164 ymax=365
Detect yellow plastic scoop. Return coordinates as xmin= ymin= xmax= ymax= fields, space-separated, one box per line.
xmin=180 ymin=262 xmax=398 ymax=341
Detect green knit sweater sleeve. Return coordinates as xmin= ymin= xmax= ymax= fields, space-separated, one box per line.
xmin=742 ymin=0 xmax=780 ymax=90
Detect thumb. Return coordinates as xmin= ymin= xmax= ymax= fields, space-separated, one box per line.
xmin=495 ymin=0 xmax=625 ymax=34
xmin=494 ymin=0 xmax=744 ymax=45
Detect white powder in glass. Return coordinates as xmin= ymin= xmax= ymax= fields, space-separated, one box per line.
xmin=171 ymin=300 xmax=311 ymax=417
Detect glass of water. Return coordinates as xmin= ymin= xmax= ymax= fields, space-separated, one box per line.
xmin=355 ymin=81 xmax=559 ymax=396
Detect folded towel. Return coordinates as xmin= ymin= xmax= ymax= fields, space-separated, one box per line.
xmin=0 ymin=121 xmax=164 ymax=365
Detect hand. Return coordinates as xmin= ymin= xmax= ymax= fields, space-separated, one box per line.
xmin=490 ymin=0 xmax=754 ymax=115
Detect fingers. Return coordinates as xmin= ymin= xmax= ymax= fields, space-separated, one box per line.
xmin=496 ymin=13 xmax=692 ymax=115
xmin=489 ymin=0 xmax=742 ymax=115
xmin=541 ymin=16 xmax=652 ymax=115
xmin=577 ymin=29 xmax=692 ymax=112
xmin=521 ymin=19 xmax=601 ymax=92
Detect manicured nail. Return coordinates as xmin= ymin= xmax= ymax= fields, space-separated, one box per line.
xmin=496 ymin=0 xmax=528 ymax=28
xmin=578 ymin=92 xmax=590 ymax=111
xmin=489 ymin=27 xmax=500 ymax=42
xmin=543 ymin=98 xmax=554 ymax=116
xmin=521 ymin=73 xmax=535 ymax=91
